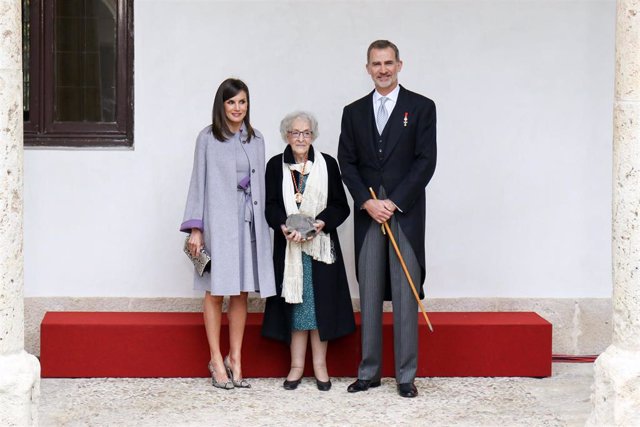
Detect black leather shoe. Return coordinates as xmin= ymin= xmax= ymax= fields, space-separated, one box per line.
xmin=347 ymin=379 xmax=381 ymax=393
xmin=316 ymin=378 xmax=332 ymax=391
xmin=397 ymin=382 xmax=418 ymax=398
xmin=283 ymin=378 xmax=302 ymax=390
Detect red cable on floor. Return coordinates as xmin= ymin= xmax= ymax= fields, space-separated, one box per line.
xmin=552 ymin=354 xmax=598 ymax=363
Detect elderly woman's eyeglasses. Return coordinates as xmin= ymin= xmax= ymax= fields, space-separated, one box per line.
xmin=287 ymin=130 xmax=313 ymax=139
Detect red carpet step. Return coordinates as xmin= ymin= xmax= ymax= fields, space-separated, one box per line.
xmin=40 ymin=312 xmax=551 ymax=378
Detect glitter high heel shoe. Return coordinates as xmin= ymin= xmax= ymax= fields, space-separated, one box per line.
xmin=224 ymin=356 xmax=251 ymax=388
xmin=208 ymin=361 xmax=234 ymax=390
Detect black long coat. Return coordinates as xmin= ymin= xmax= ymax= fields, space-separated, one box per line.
xmin=261 ymin=146 xmax=355 ymax=343
xmin=337 ymin=86 xmax=437 ymax=299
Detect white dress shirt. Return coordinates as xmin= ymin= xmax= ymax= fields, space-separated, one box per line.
xmin=372 ymin=84 xmax=400 ymax=130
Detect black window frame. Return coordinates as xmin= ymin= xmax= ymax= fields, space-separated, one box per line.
xmin=23 ymin=0 xmax=134 ymax=148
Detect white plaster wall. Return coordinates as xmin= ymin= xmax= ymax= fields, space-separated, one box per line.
xmin=23 ymin=0 xmax=615 ymax=298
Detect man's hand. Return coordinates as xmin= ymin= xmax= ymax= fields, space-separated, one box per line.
xmin=363 ymin=199 xmax=396 ymax=224
xmin=381 ymin=199 xmax=397 ymax=213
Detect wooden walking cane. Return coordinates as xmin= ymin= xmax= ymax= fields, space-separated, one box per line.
xmin=368 ymin=187 xmax=434 ymax=332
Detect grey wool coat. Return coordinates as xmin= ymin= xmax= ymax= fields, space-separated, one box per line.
xmin=181 ymin=124 xmax=276 ymax=297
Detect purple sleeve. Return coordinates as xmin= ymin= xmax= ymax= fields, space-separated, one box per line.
xmin=180 ymin=219 xmax=203 ymax=233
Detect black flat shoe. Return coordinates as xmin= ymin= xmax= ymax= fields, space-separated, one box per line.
xmin=397 ymin=382 xmax=418 ymax=398
xmin=315 ymin=378 xmax=332 ymax=391
xmin=347 ymin=379 xmax=381 ymax=393
xmin=283 ymin=377 xmax=302 ymax=390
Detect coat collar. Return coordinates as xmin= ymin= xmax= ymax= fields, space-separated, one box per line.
xmin=222 ymin=122 xmax=255 ymax=144
xmin=238 ymin=123 xmax=250 ymax=144
xmin=283 ymin=144 xmax=315 ymax=164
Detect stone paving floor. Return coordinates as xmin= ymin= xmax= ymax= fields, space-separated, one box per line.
xmin=39 ymin=363 xmax=593 ymax=426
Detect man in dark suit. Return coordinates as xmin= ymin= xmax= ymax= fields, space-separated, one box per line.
xmin=338 ymin=40 xmax=437 ymax=398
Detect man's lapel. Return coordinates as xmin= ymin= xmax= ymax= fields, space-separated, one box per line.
xmin=356 ymin=91 xmax=378 ymax=164
xmin=382 ymin=86 xmax=409 ymax=163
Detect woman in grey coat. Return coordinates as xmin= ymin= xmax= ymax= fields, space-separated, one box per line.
xmin=181 ymin=78 xmax=276 ymax=390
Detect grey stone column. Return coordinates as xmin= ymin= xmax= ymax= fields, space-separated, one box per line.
xmin=0 ymin=0 xmax=40 ymax=425
xmin=588 ymin=0 xmax=640 ymax=425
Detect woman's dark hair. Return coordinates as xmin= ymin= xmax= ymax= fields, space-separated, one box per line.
xmin=211 ymin=78 xmax=256 ymax=142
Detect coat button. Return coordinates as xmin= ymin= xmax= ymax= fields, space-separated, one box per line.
xmin=251 ymin=169 xmax=255 ymax=173
xmin=254 ymin=201 xmax=258 ymax=205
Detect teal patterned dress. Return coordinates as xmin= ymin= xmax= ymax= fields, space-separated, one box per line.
xmin=291 ymin=173 xmax=318 ymax=331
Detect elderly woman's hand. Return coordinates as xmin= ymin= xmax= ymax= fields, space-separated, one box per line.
xmin=281 ymin=224 xmax=307 ymax=243
xmin=188 ymin=229 xmax=204 ymax=257
xmin=313 ymin=220 xmax=325 ymax=234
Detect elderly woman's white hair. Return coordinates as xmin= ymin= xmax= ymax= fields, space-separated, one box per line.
xmin=279 ymin=111 xmax=319 ymax=142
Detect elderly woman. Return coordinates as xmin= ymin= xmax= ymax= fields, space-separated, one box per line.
xmin=181 ymin=78 xmax=276 ymax=390
xmin=262 ymin=111 xmax=355 ymax=391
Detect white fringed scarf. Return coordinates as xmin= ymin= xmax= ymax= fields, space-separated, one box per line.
xmin=281 ymin=150 xmax=335 ymax=303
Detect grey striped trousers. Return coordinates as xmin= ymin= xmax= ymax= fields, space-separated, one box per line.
xmin=357 ymin=202 xmax=420 ymax=384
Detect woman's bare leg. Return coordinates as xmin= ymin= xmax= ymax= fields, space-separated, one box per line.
xmin=226 ymin=292 xmax=248 ymax=379
xmin=288 ymin=330 xmax=309 ymax=381
xmin=310 ymin=329 xmax=329 ymax=381
xmin=203 ymin=292 xmax=228 ymax=381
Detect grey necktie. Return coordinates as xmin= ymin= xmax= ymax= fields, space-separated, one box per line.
xmin=376 ymin=96 xmax=389 ymax=134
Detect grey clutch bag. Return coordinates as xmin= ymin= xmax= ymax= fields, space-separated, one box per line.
xmin=285 ymin=214 xmax=317 ymax=238
xmin=183 ymin=236 xmax=211 ymax=276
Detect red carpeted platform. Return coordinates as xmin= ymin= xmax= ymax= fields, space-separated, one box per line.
xmin=40 ymin=311 xmax=551 ymax=378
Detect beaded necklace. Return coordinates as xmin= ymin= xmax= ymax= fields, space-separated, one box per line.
xmin=290 ymin=156 xmax=308 ymax=204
